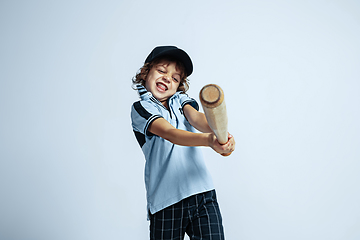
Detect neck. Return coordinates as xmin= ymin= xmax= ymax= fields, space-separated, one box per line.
xmin=161 ymin=100 xmax=169 ymax=109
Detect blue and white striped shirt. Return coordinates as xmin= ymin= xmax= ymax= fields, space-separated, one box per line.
xmin=131 ymin=85 xmax=214 ymax=218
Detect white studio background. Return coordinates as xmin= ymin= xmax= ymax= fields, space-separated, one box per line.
xmin=1 ymin=0 xmax=359 ymax=239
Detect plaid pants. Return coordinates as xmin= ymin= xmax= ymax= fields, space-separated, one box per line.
xmin=149 ymin=190 xmax=225 ymax=240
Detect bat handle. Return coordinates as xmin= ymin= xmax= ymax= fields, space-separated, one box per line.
xmin=221 ymin=152 xmax=232 ymax=157
xmin=219 ymin=132 xmax=233 ymax=157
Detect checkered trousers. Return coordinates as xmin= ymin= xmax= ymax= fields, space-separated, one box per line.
xmin=149 ymin=190 xmax=225 ymax=240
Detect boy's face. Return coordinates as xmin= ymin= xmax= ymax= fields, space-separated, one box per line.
xmin=144 ymin=60 xmax=182 ymax=106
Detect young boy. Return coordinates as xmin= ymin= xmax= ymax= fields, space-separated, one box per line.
xmin=131 ymin=46 xmax=235 ymax=240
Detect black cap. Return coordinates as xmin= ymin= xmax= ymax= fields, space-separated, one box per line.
xmin=145 ymin=46 xmax=193 ymax=76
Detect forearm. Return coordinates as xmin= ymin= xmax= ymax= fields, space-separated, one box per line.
xmin=148 ymin=117 xmax=234 ymax=154
xmin=149 ymin=118 xmax=211 ymax=147
xmin=183 ymin=104 xmax=212 ymax=133
xmin=190 ymin=113 xmax=213 ymax=133
xmin=162 ymin=128 xmax=211 ymax=147
xmin=163 ymin=128 xmax=235 ymax=156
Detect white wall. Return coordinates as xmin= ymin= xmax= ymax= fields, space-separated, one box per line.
xmin=1 ymin=0 xmax=359 ymax=239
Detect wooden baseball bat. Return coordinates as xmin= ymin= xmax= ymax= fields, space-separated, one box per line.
xmin=199 ymin=84 xmax=231 ymax=156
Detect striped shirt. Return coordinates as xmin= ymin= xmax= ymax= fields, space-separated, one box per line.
xmin=131 ymin=85 xmax=215 ymax=218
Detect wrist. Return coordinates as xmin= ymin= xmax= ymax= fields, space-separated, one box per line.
xmin=206 ymin=132 xmax=214 ymax=147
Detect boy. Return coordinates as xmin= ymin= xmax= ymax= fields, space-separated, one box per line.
xmin=131 ymin=46 xmax=235 ymax=240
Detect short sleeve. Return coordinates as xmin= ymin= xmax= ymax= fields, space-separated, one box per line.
xmin=178 ymin=93 xmax=199 ymax=111
xmin=131 ymin=100 xmax=163 ymax=137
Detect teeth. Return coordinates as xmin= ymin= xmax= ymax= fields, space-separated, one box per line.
xmin=157 ymin=83 xmax=167 ymax=91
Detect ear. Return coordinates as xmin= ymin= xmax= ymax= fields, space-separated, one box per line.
xmin=177 ymin=82 xmax=185 ymax=92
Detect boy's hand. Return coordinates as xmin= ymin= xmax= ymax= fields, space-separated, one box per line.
xmin=208 ymin=132 xmax=235 ymax=156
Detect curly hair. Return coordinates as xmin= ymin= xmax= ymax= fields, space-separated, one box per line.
xmin=132 ymin=56 xmax=190 ymax=93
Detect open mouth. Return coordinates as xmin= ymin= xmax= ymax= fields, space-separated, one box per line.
xmin=156 ymin=82 xmax=168 ymax=92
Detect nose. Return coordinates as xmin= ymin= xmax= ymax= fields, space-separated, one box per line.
xmin=162 ymin=74 xmax=171 ymax=83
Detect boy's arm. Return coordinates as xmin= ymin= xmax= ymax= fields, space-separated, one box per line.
xmin=183 ymin=103 xmax=236 ymax=154
xmin=183 ymin=104 xmax=212 ymax=133
xmin=148 ymin=117 xmax=233 ymax=154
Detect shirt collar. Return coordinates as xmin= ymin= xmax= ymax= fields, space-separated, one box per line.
xmin=136 ymin=84 xmax=149 ymax=98
xmin=136 ymin=84 xmax=181 ymax=103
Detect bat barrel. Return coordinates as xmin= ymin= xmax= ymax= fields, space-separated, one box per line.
xmin=200 ymin=84 xmax=228 ymax=145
